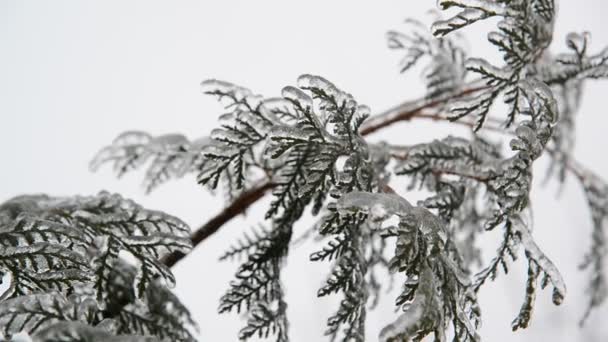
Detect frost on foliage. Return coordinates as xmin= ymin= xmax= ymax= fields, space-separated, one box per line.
xmin=312 ymin=212 xmax=369 ymax=342
xmin=197 ymin=80 xmax=279 ymax=198
xmin=217 ymin=223 xmax=290 ymax=342
xmin=386 ymin=5 xmax=608 ymax=324
xmin=396 ymin=79 xmax=557 ymax=229
xmin=388 ymin=15 xmax=467 ymax=98
xmin=431 ymin=1 xmax=608 ymax=135
xmin=389 ymin=78 xmax=567 ymax=333
xmin=105 ymin=261 xmax=198 ymax=341
xmin=432 ymin=0 xmax=556 ymax=130
xmin=0 ymin=193 xmax=195 ymax=341
xmin=432 ymin=0 xmax=509 ymax=38
xmin=93 ymin=74 xmax=377 ymax=342
xmin=541 ymin=32 xmax=608 ymax=86
xmin=214 ymin=75 xmax=375 ymax=342
xmin=279 ymin=75 xmax=375 ymax=341
xmin=0 ymin=293 xmax=159 ymax=341
xmin=337 ymin=192 xmax=479 ymax=342
xmin=91 ymin=131 xmax=209 ymax=194
xmin=508 ymin=216 xmax=566 ymax=330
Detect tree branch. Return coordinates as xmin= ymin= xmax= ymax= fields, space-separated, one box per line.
xmin=163 ymin=84 xmax=489 ymax=268
xmin=163 ymin=81 xmax=553 ymax=268
xmin=161 ymin=84 xmax=485 ymax=267
xmin=163 ymin=182 xmax=273 ymax=267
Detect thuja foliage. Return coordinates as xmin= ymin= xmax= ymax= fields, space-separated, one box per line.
xmin=4 ymin=0 xmax=608 ymax=341
xmin=0 ymin=192 xmax=196 ymax=341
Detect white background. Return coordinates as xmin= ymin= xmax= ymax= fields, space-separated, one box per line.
xmin=1 ymin=1 xmax=608 ymax=341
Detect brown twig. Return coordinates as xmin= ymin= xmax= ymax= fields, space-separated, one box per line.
xmin=163 ymin=182 xmax=274 ymax=267
xmin=360 ymin=83 xmax=486 ymax=135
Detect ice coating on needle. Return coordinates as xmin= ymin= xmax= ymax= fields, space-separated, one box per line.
xmin=281 ymin=85 xmax=313 ymax=109
xmin=200 ymin=79 xmax=252 ymax=99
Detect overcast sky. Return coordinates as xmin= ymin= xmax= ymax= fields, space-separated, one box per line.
xmin=2 ymin=1 xmax=608 ymax=341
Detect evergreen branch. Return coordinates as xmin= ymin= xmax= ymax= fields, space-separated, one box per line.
xmin=0 ymin=193 xmax=196 ymax=342
xmin=165 ymin=82 xmax=488 ymax=269
xmin=165 ymin=79 xmax=593 ymax=271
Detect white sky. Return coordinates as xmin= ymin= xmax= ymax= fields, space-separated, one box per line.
xmin=1 ymin=1 xmax=608 ymax=341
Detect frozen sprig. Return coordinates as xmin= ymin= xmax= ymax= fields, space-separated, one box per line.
xmin=337 ymin=191 xmax=480 ymax=341
xmin=197 ymin=80 xmax=278 ymax=197
xmin=91 ymin=132 xmax=208 ymax=194
xmin=109 ymin=261 xmax=198 ymax=341
xmin=213 ymin=75 xmax=376 ymax=342
xmin=388 ymin=15 xmax=468 ymax=98
xmin=0 ymin=293 xmax=104 ymax=338
xmin=432 ymin=0 xmax=556 ymax=130
xmin=314 ymin=212 xmax=369 ymax=342
xmin=386 ymin=76 xmax=567 ymax=334
xmin=0 ymin=193 xmax=195 ymax=341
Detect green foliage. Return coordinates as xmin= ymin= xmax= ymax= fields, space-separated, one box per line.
xmin=0 ymin=193 xmax=194 ymax=341
xmin=205 ymin=75 xmax=376 ymax=342
xmin=337 ymin=192 xmax=480 ymax=341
